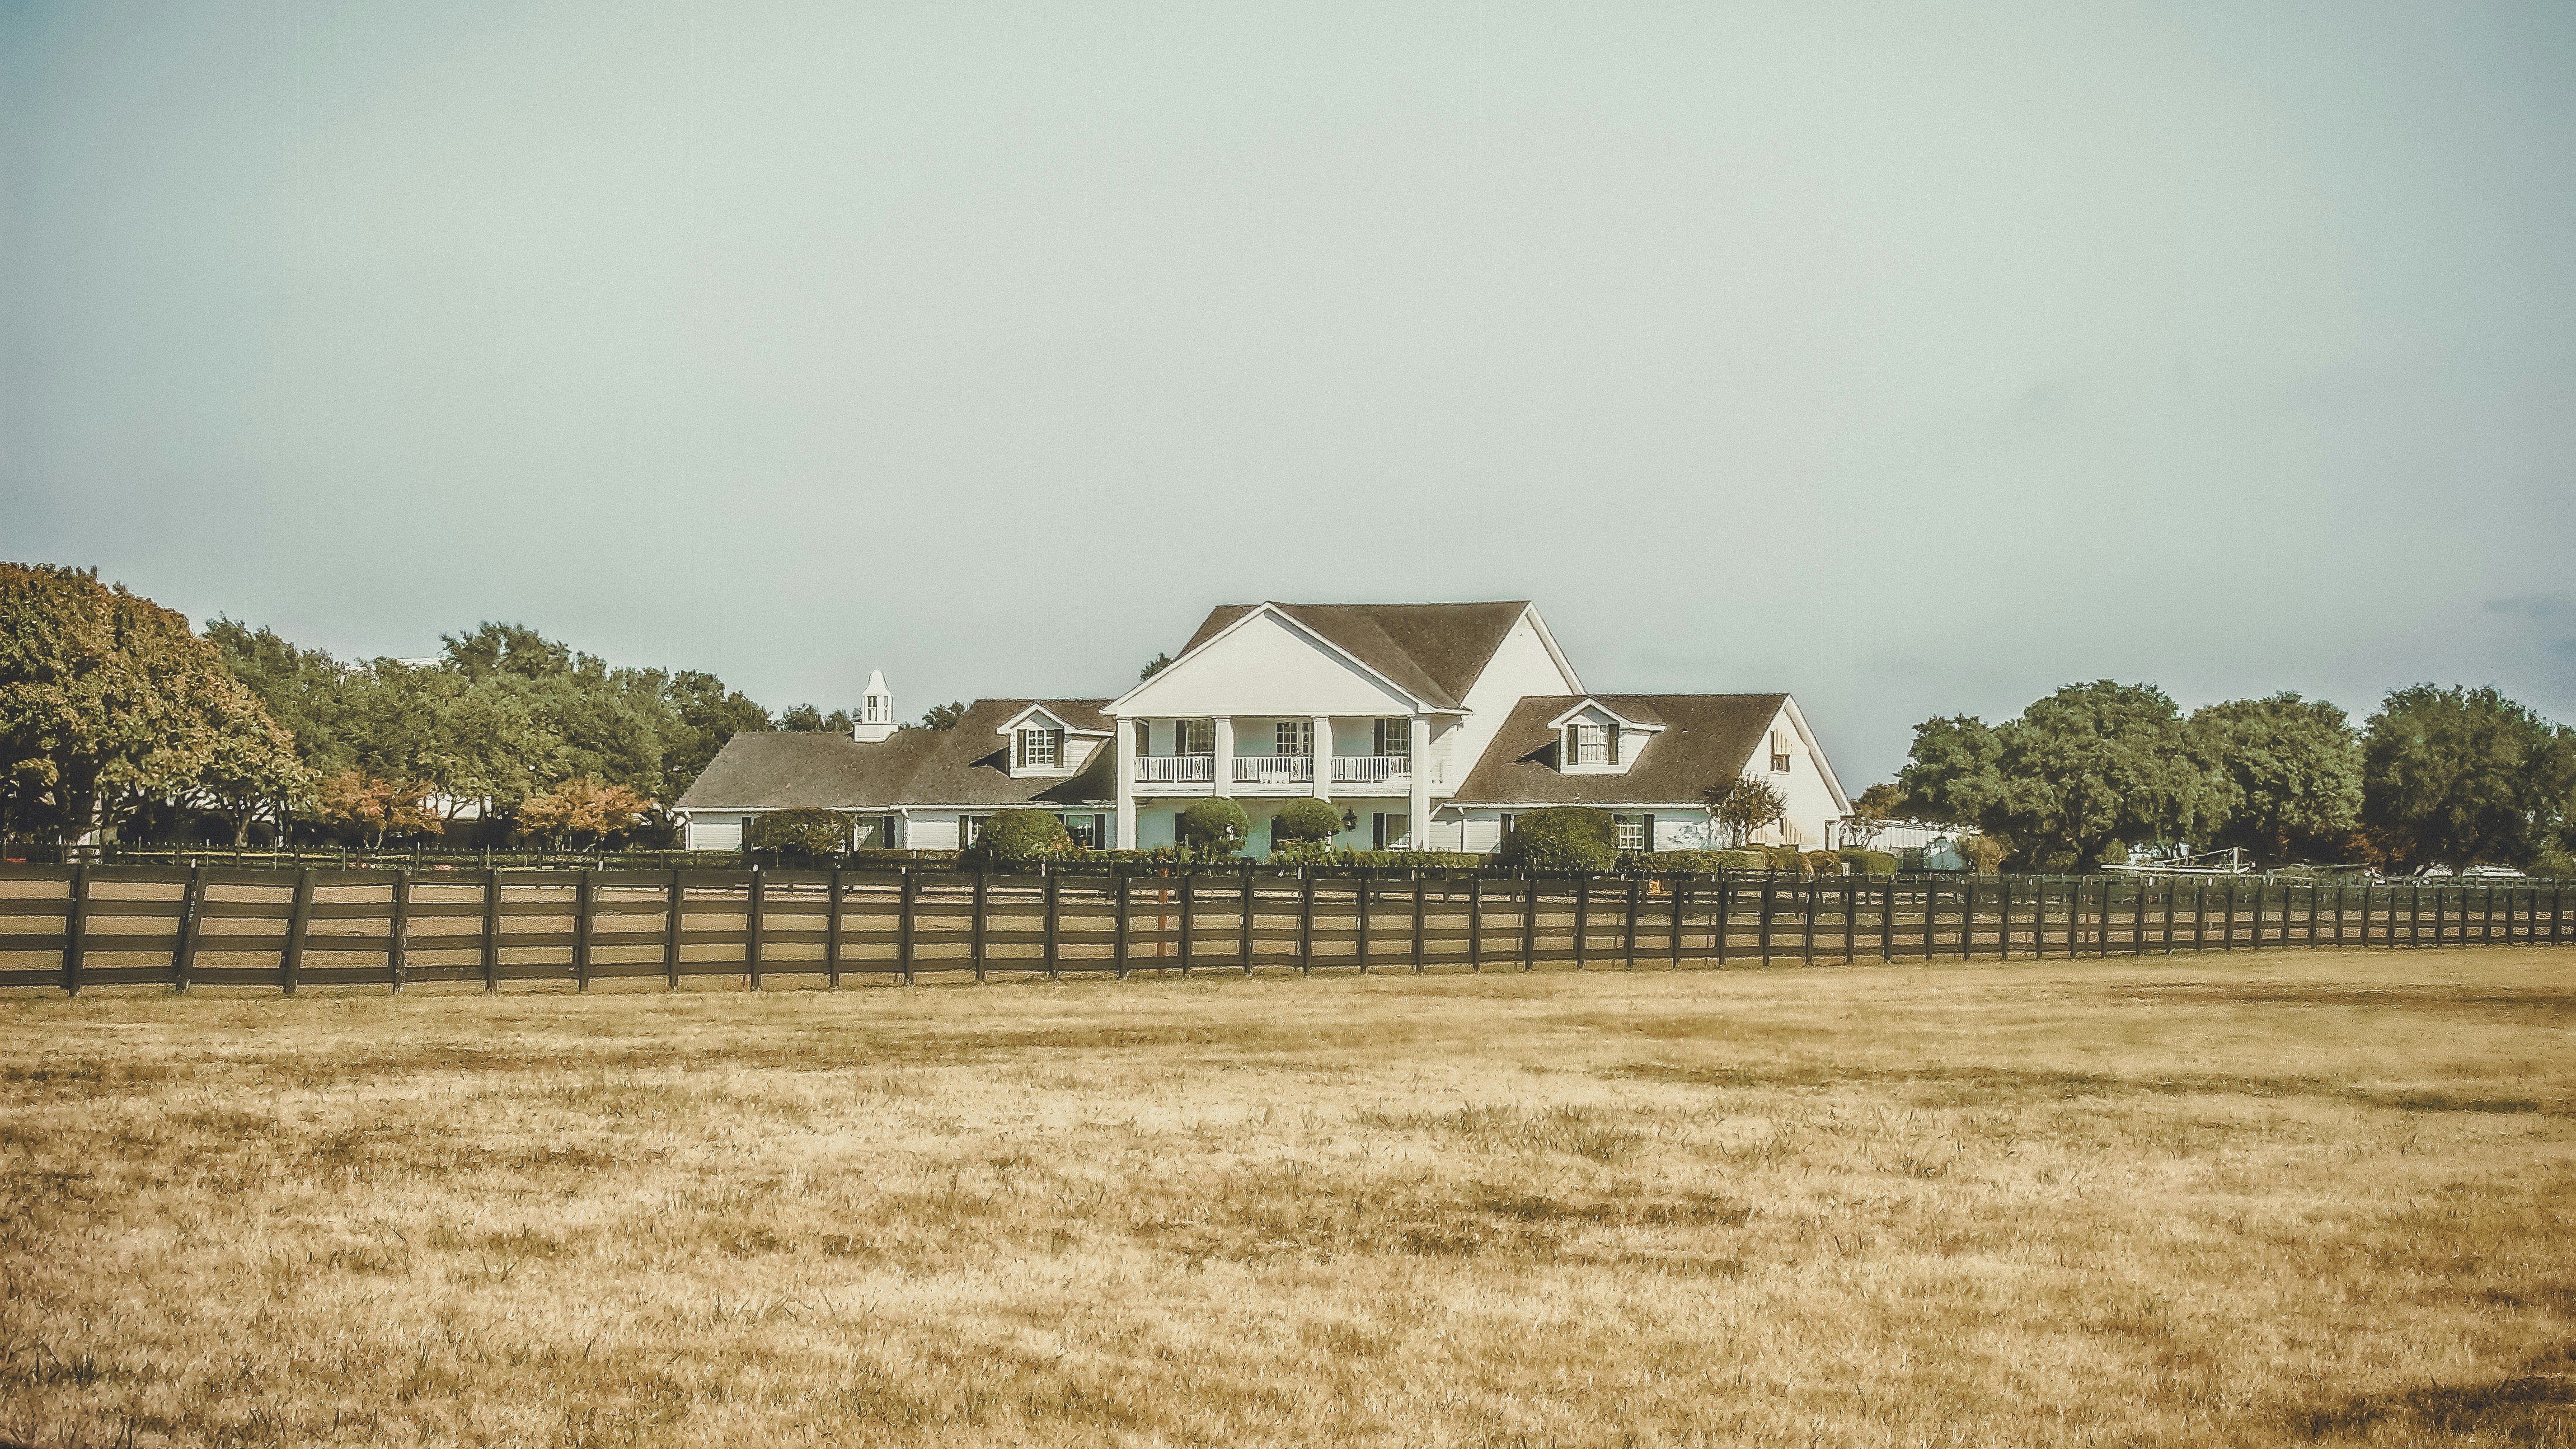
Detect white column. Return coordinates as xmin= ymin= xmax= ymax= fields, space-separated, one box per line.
xmin=1311 ymin=715 xmax=1332 ymax=800
xmin=1212 ymin=716 xmax=1234 ymax=798
xmin=1407 ymin=712 xmax=1431 ymax=850
xmin=1114 ymin=718 xmax=1138 ymax=850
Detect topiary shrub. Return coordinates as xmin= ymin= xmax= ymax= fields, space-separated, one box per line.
xmin=969 ymin=809 xmax=1071 ymax=867
xmin=1179 ymin=798 xmax=1251 ymax=857
xmin=1838 ymin=848 xmax=1899 ymax=875
xmin=1496 ymin=806 xmax=1617 ymax=872
xmin=1270 ymin=798 xmax=1343 ymax=848
xmin=748 ymin=809 xmax=852 ymax=859
xmin=1803 ymin=850 xmax=1843 ymax=876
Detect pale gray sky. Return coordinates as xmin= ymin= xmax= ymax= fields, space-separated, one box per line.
xmin=6 ymin=2 xmax=2573 ymax=784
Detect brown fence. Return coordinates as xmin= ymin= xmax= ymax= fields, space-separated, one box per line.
xmin=1 ymin=864 xmax=2568 ymax=996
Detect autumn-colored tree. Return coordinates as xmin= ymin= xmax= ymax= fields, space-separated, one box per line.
xmin=316 ymin=771 xmax=443 ymax=848
xmin=514 ymin=777 xmax=651 ymax=848
xmin=1 ymin=564 xmax=306 ymax=843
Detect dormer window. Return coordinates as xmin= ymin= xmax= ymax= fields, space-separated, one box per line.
xmin=1015 ymin=728 xmax=1063 ymax=770
xmin=1565 ymin=721 xmax=1612 ymax=767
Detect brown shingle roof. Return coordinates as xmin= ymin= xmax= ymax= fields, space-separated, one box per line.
xmin=1450 ymin=694 xmax=1790 ymax=806
xmin=675 ymin=699 xmax=1116 ymax=810
xmin=1180 ymin=602 xmax=1532 ymax=709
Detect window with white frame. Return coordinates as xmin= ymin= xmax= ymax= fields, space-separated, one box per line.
xmin=1770 ymin=729 xmax=1791 ymax=773
xmin=1276 ymin=720 xmax=1312 ymax=756
xmin=1175 ymin=719 xmax=1215 ymax=756
xmin=1613 ymin=814 xmax=1646 ymax=852
xmin=1374 ymin=718 xmax=1411 ymax=758
xmin=1060 ymin=813 xmax=1102 ymax=849
xmin=1565 ymin=721 xmax=1608 ymax=767
xmin=1015 ymin=726 xmax=1062 ymax=770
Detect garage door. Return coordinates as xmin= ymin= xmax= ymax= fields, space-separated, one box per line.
xmin=687 ymin=815 xmax=744 ymax=851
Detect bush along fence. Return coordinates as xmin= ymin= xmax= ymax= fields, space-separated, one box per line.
xmin=3 ymin=863 xmax=2571 ymax=997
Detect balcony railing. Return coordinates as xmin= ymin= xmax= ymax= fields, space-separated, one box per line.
xmin=1134 ymin=755 xmax=1216 ymax=783
xmin=1232 ymin=754 xmax=1314 ymax=785
xmin=1330 ymin=754 xmax=1411 ymax=784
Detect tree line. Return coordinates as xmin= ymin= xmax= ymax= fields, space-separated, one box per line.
xmin=1876 ymin=681 xmax=2576 ymax=874
xmin=0 ymin=564 xmax=926 ymax=848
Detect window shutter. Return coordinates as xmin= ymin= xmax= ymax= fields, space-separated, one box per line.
xmin=1607 ymin=723 xmax=1621 ymax=765
xmin=1642 ymin=814 xmax=1655 ymax=852
xmin=1373 ymin=719 xmax=1385 ymax=756
xmin=1050 ymin=728 xmax=1064 ymax=765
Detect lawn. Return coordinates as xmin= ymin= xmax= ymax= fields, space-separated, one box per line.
xmin=2 ymin=948 xmax=2571 ymax=1447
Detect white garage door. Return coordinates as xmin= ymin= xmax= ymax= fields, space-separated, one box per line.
xmin=687 ymin=815 xmax=744 ymax=851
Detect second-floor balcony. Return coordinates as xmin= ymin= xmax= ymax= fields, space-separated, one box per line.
xmin=1233 ymin=754 xmax=1313 ymax=785
xmin=1331 ymin=754 xmax=1411 ymax=784
xmin=1133 ymin=753 xmax=1417 ymax=788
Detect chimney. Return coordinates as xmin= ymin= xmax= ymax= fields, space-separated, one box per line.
xmin=852 ymin=669 xmax=896 ymax=743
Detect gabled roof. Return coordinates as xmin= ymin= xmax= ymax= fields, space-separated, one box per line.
xmin=677 ymin=699 xmax=1115 ymax=811
xmin=1176 ymin=601 xmax=1535 ymax=710
xmin=994 ymin=702 xmax=1111 ymax=737
xmin=1450 ymin=694 xmax=1793 ymax=806
xmin=1547 ymin=697 xmax=1667 ymax=733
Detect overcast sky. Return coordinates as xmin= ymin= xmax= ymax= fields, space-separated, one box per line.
xmin=6 ymin=2 xmax=2573 ymax=784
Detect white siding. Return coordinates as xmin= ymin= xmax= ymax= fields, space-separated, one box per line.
xmin=1116 ymin=610 xmax=1416 ymax=718
xmin=1441 ymin=609 xmax=1583 ymax=798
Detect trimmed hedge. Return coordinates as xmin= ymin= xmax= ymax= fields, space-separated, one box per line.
xmin=748 ymin=809 xmax=853 ymax=859
xmin=1179 ymin=798 xmax=1251 ymax=856
xmin=1269 ymin=798 xmax=1343 ymax=846
xmin=1495 ymin=806 xmax=1617 ymax=872
xmin=1802 ymin=850 xmax=1843 ymax=876
xmin=1838 ymin=848 xmax=1899 ymax=875
xmin=969 ymin=809 xmax=1071 ymax=865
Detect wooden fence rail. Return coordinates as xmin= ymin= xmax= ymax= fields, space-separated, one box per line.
xmin=1 ymin=865 xmax=2566 ymax=996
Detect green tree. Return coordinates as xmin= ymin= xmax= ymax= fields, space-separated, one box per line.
xmin=2186 ymin=693 xmax=2363 ymax=864
xmin=1139 ymin=653 xmax=1174 ymax=682
xmin=1704 ymin=776 xmax=1787 ymax=847
xmin=1 ymin=565 xmax=304 ymax=843
xmin=970 ymin=809 xmax=1072 ymax=865
xmin=1495 ymin=806 xmax=1616 ymax=872
xmin=778 ymin=704 xmax=855 ymax=733
xmin=1893 ymin=716 xmax=2003 ymax=825
xmin=916 ymin=701 xmax=967 ymax=731
xmin=1985 ymin=682 xmax=2209 ymax=869
xmin=2360 ymin=685 xmax=2576 ymax=871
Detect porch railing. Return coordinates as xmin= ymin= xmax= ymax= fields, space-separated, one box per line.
xmin=1134 ymin=756 xmax=1216 ymax=783
xmin=1330 ymin=754 xmax=1411 ymax=784
xmin=1232 ymin=754 xmax=1315 ymax=785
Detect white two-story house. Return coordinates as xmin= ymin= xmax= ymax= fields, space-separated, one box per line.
xmin=674 ymin=601 xmax=1851 ymax=855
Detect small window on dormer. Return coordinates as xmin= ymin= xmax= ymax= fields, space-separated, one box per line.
xmin=1565 ymin=721 xmax=1608 ymax=768
xmin=1016 ymin=727 xmax=1062 ymax=770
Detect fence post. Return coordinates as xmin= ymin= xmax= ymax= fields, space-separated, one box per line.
xmin=664 ymin=870 xmax=683 ymax=991
xmin=1626 ymin=874 xmax=1642 ymax=970
xmin=2554 ymin=882 xmax=2565 ymax=945
xmin=1468 ymin=875 xmax=1485 ymax=972
xmin=1046 ymin=866 xmax=1063 ymax=981
xmin=173 ymin=864 xmax=204 ymax=994
xmin=826 ymin=867 xmax=844 ymax=990
xmin=744 ymin=867 xmax=764 ymax=991
xmin=2408 ymin=884 xmax=2420 ymax=946
xmin=281 ymin=866 xmax=315 ymax=996
xmin=1521 ymin=873 xmax=1538 ymax=971
xmin=1354 ymin=867 xmax=1371 ymax=973
xmin=1715 ymin=876 xmax=1734 ymax=965
xmin=1115 ymin=867 xmax=1132 ymax=978
xmin=1415 ymin=870 xmax=1430 ymax=973
xmin=61 ymin=864 xmax=88 ymax=997
xmin=1301 ymin=868 xmax=1317 ymax=974
xmin=572 ymin=868 xmax=593 ymax=993
xmin=1672 ymin=876 xmax=1689 ymax=966
xmin=1876 ymin=878 xmax=1890 ymax=963
xmin=971 ymin=868 xmax=989 ymax=983
xmin=1162 ymin=866 xmax=1176 ymax=977
xmin=2484 ymin=884 xmax=2497 ymax=944
xmin=897 ymin=867 xmax=917 ymax=985
xmin=1959 ymin=879 xmax=1974 ymax=960
xmin=1241 ymin=862 xmax=1256 ymax=975
xmin=483 ymin=871 xmax=504 ymax=991
xmin=1845 ymin=877 xmax=1859 ymax=962
xmin=1572 ymin=873 xmax=1589 ymax=969
xmin=1803 ymin=879 xmax=1818 ymax=964
xmin=2131 ymin=878 xmax=2146 ymax=956
xmin=1756 ymin=878 xmax=1773 ymax=962
xmin=390 ymin=867 xmax=412 ymax=993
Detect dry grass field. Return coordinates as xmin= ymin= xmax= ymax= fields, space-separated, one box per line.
xmin=2 ymin=949 xmax=2571 ymax=1448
